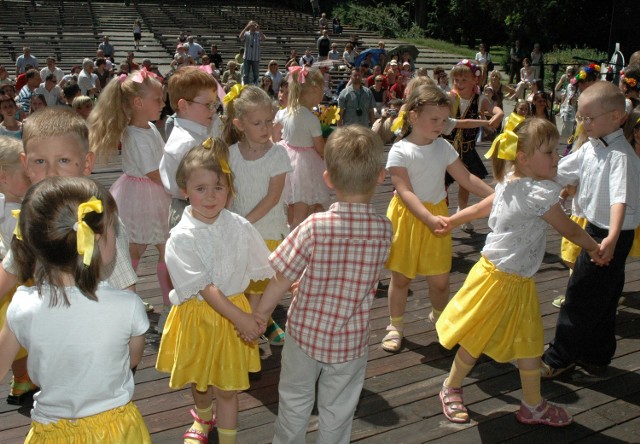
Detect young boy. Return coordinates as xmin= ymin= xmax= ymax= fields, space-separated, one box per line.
xmin=445 ymin=60 xmax=503 ymax=233
xmin=158 ymin=66 xmax=220 ymax=228
xmin=0 ymin=106 xmax=140 ymax=404
xmin=542 ymin=81 xmax=640 ymax=378
xmin=254 ymin=126 xmax=393 ymax=444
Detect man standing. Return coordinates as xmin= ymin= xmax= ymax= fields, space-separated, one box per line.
xmin=39 ymin=57 xmax=63 ymax=85
xmin=310 ymin=0 xmax=320 ymax=19
xmin=186 ymin=36 xmax=205 ymax=62
xmin=17 ymin=69 xmax=41 ymax=112
xmin=338 ymin=68 xmax=376 ymax=127
xmin=98 ymin=36 xmax=115 ymax=61
xmin=15 ymin=47 xmax=38 ymax=77
xmin=317 ymin=30 xmax=331 ymax=60
xmin=509 ymin=39 xmax=524 ymax=84
xmin=238 ymin=20 xmax=266 ymax=85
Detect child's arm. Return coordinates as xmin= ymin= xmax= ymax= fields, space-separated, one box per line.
xmin=0 ymin=264 xmax=19 ymax=305
xmin=272 ymin=122 xmax=283 ymax=142
xmin=390 ymin=166 xmax=446 ymax=232
xmin=129 ymin=335 xmax=145 ymax=368
xmin=199 ymin=284 xmax=264 ymax=341
xmin=543 ymin=203 xmax=606 ymax=265
xmin=600 ymin=203 xmax=625 ymax=263
xmin=0 ymin=323 xmax=21 ymax=382
xmin=253 ymin=271 xmax=294 ymax=329
xmin=244 ymin=173 xmax=286 ymax=224
xmin=435 ymin=194 xmax=495 ymax=235
xmin=312 ymin=135 xmax=325 ymax=158
xmin=446 ymin=160 xmax=494 ymax=198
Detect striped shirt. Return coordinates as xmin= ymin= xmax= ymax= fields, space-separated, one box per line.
xmin=241 ymin=31 xmax=262 ymax=62
xmin=270 ymin=202 xmax=392 ymax=363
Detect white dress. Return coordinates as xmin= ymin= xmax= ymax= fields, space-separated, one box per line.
xmin=110 ymin=124 xmax=171 ymax=245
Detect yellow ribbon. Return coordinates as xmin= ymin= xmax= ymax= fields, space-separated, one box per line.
xmin=201 ymin=138 xmax=231 ymax=174
xmin=485 ymin=112 xmax=525 ymax=160
xmin=11 ymin=209 xmax=21 ymax=241
xmin=390 ymin=111 xmax=406 ymax=133
xmin=75 ymin=197 xmax=103 ymax=266
xmin=223 ymin=83 xmax=245 ymax=105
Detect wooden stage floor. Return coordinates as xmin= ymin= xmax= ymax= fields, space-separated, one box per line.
xmin=1 ymin=140 xmax=640 ymax=443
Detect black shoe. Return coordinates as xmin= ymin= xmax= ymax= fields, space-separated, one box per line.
xmin=577 ymin=361 xmax=608 ymax=377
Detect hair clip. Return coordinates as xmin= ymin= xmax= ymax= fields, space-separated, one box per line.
xmin=75 ymin=196 xmax=103 ymax=266
xmin=623 ymin=76 xmax=638 ymax=88
xmin=131 ymin=69 xmax=159 ymax=83
xmin=202 ymin=137 xmax=213 ymax=150
xmin=202 ymin=138 xmax=231 ymax=175
xmin=118 ymin=73 xmax=128 ymax=84
xmin=223 ymin=83 xmax=245 ymax=105
xmin=288 ymin=66 xmax=308 ymax=84
xmin=456 ymin=59 xmax=480 ymax=77
xmin=11 ymin=209 xmax=22 ymax=241
xmin=485 ymin=112 xmax=524 ymax=160
xmin=390 ymin=111 xmax=406 ymax=133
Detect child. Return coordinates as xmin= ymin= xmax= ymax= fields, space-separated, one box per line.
xmin=625 ymin=114 xmax=640 ymax=258
xmin=133 ymin=19 xmax=142 ymax=51
xmin=72 ymin=95 xmax=93 ymax=120
xmin=542 ymin=81 xmax=640 ymax=378
xmin=434 ymin=118 xmax=604 ymax=426
xmin=159 ymin=66 xmax=222 ymax=228
xmin=531 ymin=91 xmax=555 ymax=125
xmin=445 ymin=60 xmax=503 ymax=234
xmin=88 ymin=70 xmax=173 ymax=332
xmin=0 ymin=136 xmax=32 ymax=405
xmin=0 ymin=176 xmax=150 ymax=442
xmin=254 ymin=126 xmax=392 ymax=443
xmin=511 ymin=58 xmax=535 ymax=100
xmin=274 ymin=66 xmax=330 ymax=229
xmin=381 ymin=84 xmax=494 ymax=353
xmin=223 ymin=85 xmax=292 ymax=345
xmin=156 ymin=139 xmax=271 ymax=444
xmin=0 ymin=94 xmax=22 ymax=139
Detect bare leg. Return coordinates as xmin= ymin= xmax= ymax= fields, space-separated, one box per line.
xmin=388 ymin=271 xmax=412 ymax=319
xmin=425 ymin=272 xmax=450 ymax=314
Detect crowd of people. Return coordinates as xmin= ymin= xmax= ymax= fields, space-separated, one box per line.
xmin=0 ymin=9 xmax=640 ymax=444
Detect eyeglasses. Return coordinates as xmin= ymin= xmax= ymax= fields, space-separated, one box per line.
xmin=575 ymin=110 xmax=613 ymax=126
xmin=186 ymin=100 xmax=217 ymax=111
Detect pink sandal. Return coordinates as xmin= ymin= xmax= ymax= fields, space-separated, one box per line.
xmin=516 ymin=399 xmax=572 ymax=427
xmin=183 ymin=408 xmax=216 ymax=443
xmin=440 ymin=383 xmax=469 ymax=423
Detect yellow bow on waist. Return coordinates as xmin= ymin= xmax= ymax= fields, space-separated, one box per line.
xmin=11 ymin=209 xmax=21 ymax=241
xmin=75 ymin=197 xmax=103 ymax=266
xmin=485 ymin=112 xmax=525 ymax=160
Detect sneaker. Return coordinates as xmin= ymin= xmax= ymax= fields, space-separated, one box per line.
xmin=540 ymin=360 xmax=575 ymax=379
xmin=461 ymin=222 xmax=474 ymax=234
xmin=515 ymin=399 xmax=572 ymax=427
xmin=552 ymin=296 xmax=565 ymax=308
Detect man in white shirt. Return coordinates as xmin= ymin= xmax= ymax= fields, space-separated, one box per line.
xmin=39 ymin=57 xmax=63 ymax=85
xmin=186 ymin=36 xmax=204 ymax=62
xmin=35 ymin=74 xmax=62 ymax=106
xmin=78 ymin=58 xmax=97 ymax=97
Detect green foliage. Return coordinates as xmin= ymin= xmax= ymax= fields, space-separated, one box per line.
xmin=332 ymin=1 xmax=423 ymax=39
xmin=543 ymin=47 xmax=608 ymax=89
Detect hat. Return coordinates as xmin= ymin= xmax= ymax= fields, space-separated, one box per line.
xmin=389 ymin=60 xmax=398 ymax=66
xmin=402 ymin=62 xmax=410 ymax=67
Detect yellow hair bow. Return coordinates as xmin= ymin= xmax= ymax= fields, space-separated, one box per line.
xmin=11 ymin=209 xmax=21 ymax=241
xmin=485 ymin=112 xmax=525 ymax=160
xmin=390 ymin=111 xmax=406 ymax=133
xmin=223 ymin=83 xmax=245 ymax=105
xmin=75 ymin=197 xmax=103 ymax=266
xmin=201 ymin=138 xmax=231 ymax=174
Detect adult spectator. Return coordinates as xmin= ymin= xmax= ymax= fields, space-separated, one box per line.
xmin=0 ymin=65 xmax=13 ymax=86
xmin=40 ymin=57 xmax=63 ymax=85
xmin=338 ymin=68 xmax=376 ymax=127
xmin=343 ymin=43 xmax=356 ymax=70
xmin=15 ymin=47 xmax=38 ymax=76
xmin=299 ymin=48 xmax=315 ymax=67
xmin=530 ymin=43 xmax=544 ymax=82
xmin=317 ymin=30 xmax=331 ymax=60
xmin=284 ymin=49 xmax=298 ymax=69
xmin=509 ymin=39 xmax=524 ymax=84
xmin=265 ymin=60 xmax=284 ymax=94
xmin=221 ymin=60 xmax=241 ymax=87
xmin=59 ymin=65 xmax=82 ymax=89
xmin=15 ymin=66 xmax=33 ymax=92
xmin=35 ymin=73 xmax=62 ymax=106
xmin=94 ymin=58 xmax=111 ymax=89
xmin=95 ymin=49 xmax=114 ymax=72
xmin=98 ymin=35 xmax=115 ymax=60
xmin=332 ymin=16 xmax=342 ymax=34
xmin=208 ymin=44 xmax=223 ymax=70
xmin=126 ymin=52 xmax=140 ymax=71
xmin=369 ymin=74 xmax=389 ymax=114
xmin=62 ymin=83 xmax=80 ymax=106
xmin=328 ymin=43 xmax=341 ymax=67
xmin=474 ymin=43 xmax=492 ymax=87
xmin=17 ymin=69 xmax=41 ymax=113
xmin=238 ymin=20 xmax=266 ymax=85
xmin=366 ymin=65 xmax=385 ymax=87
xmin=310 ymin=0 xmax=320 ymax=19
xmin=186 ymin=36 xmax=205 ymax=62
xmin=372 ymin=98 xmax=403 ymax=143
xmin=77 ymin=58 xmax=97 ymax=97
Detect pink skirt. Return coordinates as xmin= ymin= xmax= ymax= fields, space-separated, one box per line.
xmin=281 ymin=141 xmax=331 ymax=207
xmin=110 ymin=174 xmax=170 ymax=245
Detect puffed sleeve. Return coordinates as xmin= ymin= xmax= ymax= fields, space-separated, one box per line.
xmin=165 ymin=230 xmax=211 ymax=304
xmin=522 ymin=179 xmax=562 ymax=217
xmin=271 ymin=144 xmax=293 ymax=176
xmin=386 ymin=141 xmax=407 ymax=170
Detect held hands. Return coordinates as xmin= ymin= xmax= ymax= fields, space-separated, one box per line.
xmin=234 ymin=312 xmax=265 ymax=343
xmin=424 ymin=214 xmax=448 ymax=235
xmin=598 ymin=236 xmax=618 ymax=265
xmin=433 ymin=216 xmax=453 ymax=236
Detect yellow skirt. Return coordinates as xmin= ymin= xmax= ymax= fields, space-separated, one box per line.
xmin=386 ymin=196 xmax=451 ymax=278
xmin=436 ymin=257 xmax=543 ymax=363
xmin=630 ymin=226 xmax=640 ymax=258
xmin=156 ymin=294 xmax=260 ymax=392
xmin=560 ymin=215 xmax=587 ymax=265
xmin=246 ymin=239 xmax=281 ymax=294
xmin=0 ymin=284 xmax=29 ymax=361
xmin=26 ymin=402 xmax=150 ymax=443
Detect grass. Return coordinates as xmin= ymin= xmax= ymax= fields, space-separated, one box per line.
xmin=401 ymin=37 xmax=506 ymax=59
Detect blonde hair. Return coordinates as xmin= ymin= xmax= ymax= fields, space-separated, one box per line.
xmin=176 ymin=138 xmax=235 ymax=197
xmin=168 ymin=66 xmax=218 ymax=110
xmin=404 ymin=76 xmax=435 ymax=100
xmin=0 ymin=136 xmax=23 ymax=171
xmin=72 ymin=95 xmax=93 ymax=110
xmin=491 ymin=117 xmax=558 ymax=182
xmin=222 ymin=85 xmax=273 ymax=145
xmin=405 ymin=83 xmax=450 ymax=114
xmin=287 ymin=67 xmax=323 ymax=111
xmin=578 ymin=80 xmax=625 ymax=113
xmin=88 ymin=72 xmax=161 ymax=160
xmin=22 ymin=106 xmax=89 ymax=154
xmin=325 ymin=126 xmax=383 ymax=195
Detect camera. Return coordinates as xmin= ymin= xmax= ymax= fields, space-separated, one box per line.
xmin=356 ymin=108 xmax=362 ymax=116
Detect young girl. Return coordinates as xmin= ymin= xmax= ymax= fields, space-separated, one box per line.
xmin=88 ymin=70 xmax=173 ymax=331
xmin=434 ymin=118 xmax=604 ymax=426
xmin=133 ymin=19 xmax=142 ymax=51
xmin=381 ymin=84 xmax=494 ymax=353
xmin=510 ymin=58 xmax=535 ymax=100
xmin=531 ymin=91 xmax=555 ymax=125
xmin=223 ymin=85 xmax=292 ymax=346
xmin=156 ymin=139 xmax=272 ymax=444
xmin=0 ymin=95 xmax=22 ymax=139
xmin=0 ymin=136 xmax=32 ymax=405
xmin=274 ymin=66 xmax=330 ymax=229
xmin=29 ymin=94 xmax=47 ymax=114
xmin=0 ymin=176 xmax=150 ymax=442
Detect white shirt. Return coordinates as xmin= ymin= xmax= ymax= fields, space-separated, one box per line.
xmin=229 ymin=142 xmax=292 ymax=241
xmin=77 ymin=69 xmax=95 ymax=95
xmin=276 ymin=107 xmax=322 ymax=147
xmin=555 ymin=129 xmax=640 ymax=230
xmin=122 ymin=124 xmax=164 ymax=178
xmin=483 ymin=176 xmax=561 ymax=277
xmin=187 ymin=42 xmax=204 ymax=60
xmin=386 ymin=138 xmax=459 ymax=203
xmin=165 ymin=208 xmax=273 ymax=304
xmin=0 ymin=194 xmax=19 ymax=258
xmin=7 ymin=283 xmax=149 ymax=424
xmin=265 ymin=70 xmax=284 ymax=95
xmin=159 ymin=117 xmax=209 ymax=198
xmin=35 ymin=83 xmax=61 ymax=106
xmin=39 ymin=67 xmax=63 ymax=83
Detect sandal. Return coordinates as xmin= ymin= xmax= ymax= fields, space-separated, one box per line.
xmin=183 ymin=408 xmax=216 ymax=444
xmin=440 ymin=383 xmax=469 ymax=423
xmin=515 ymin=399 xmax=572 ymax=427
xmin=540 ymin=360 xmax=575 ymax=379
xmin=6 ymin=378 xmax=39 ymax=405
xmin=381 ymin=325 xmax=403 ymax=353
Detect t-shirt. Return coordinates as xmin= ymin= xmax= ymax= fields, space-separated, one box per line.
xmin=122 ymin=124 xmax=164 ymax=178
xmin=276 ymin=107 xmax=322 ymax=147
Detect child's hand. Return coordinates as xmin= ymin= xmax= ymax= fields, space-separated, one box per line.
xmin=433 ymin=216 xmax=451 ymax=236
xmin=587 ymin=244 xmax=608 ymax=266
xmin=253 ymin=312 xmax=268 ymax=332
xmin=289 ymin=281 xmax=299 ymax=298
xmin=599 ymin=236 xmax=618 ymax=264
xmin=424 ymin=214 xmax=447 ymax=234
xmin=234 ymin=312 xmax=263 ymax=343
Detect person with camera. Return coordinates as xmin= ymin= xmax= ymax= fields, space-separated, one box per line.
xmin=338 ymin=68 xmax=376 ymax=127
xmin=372 ymin=98 xmax=403 ymax=144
